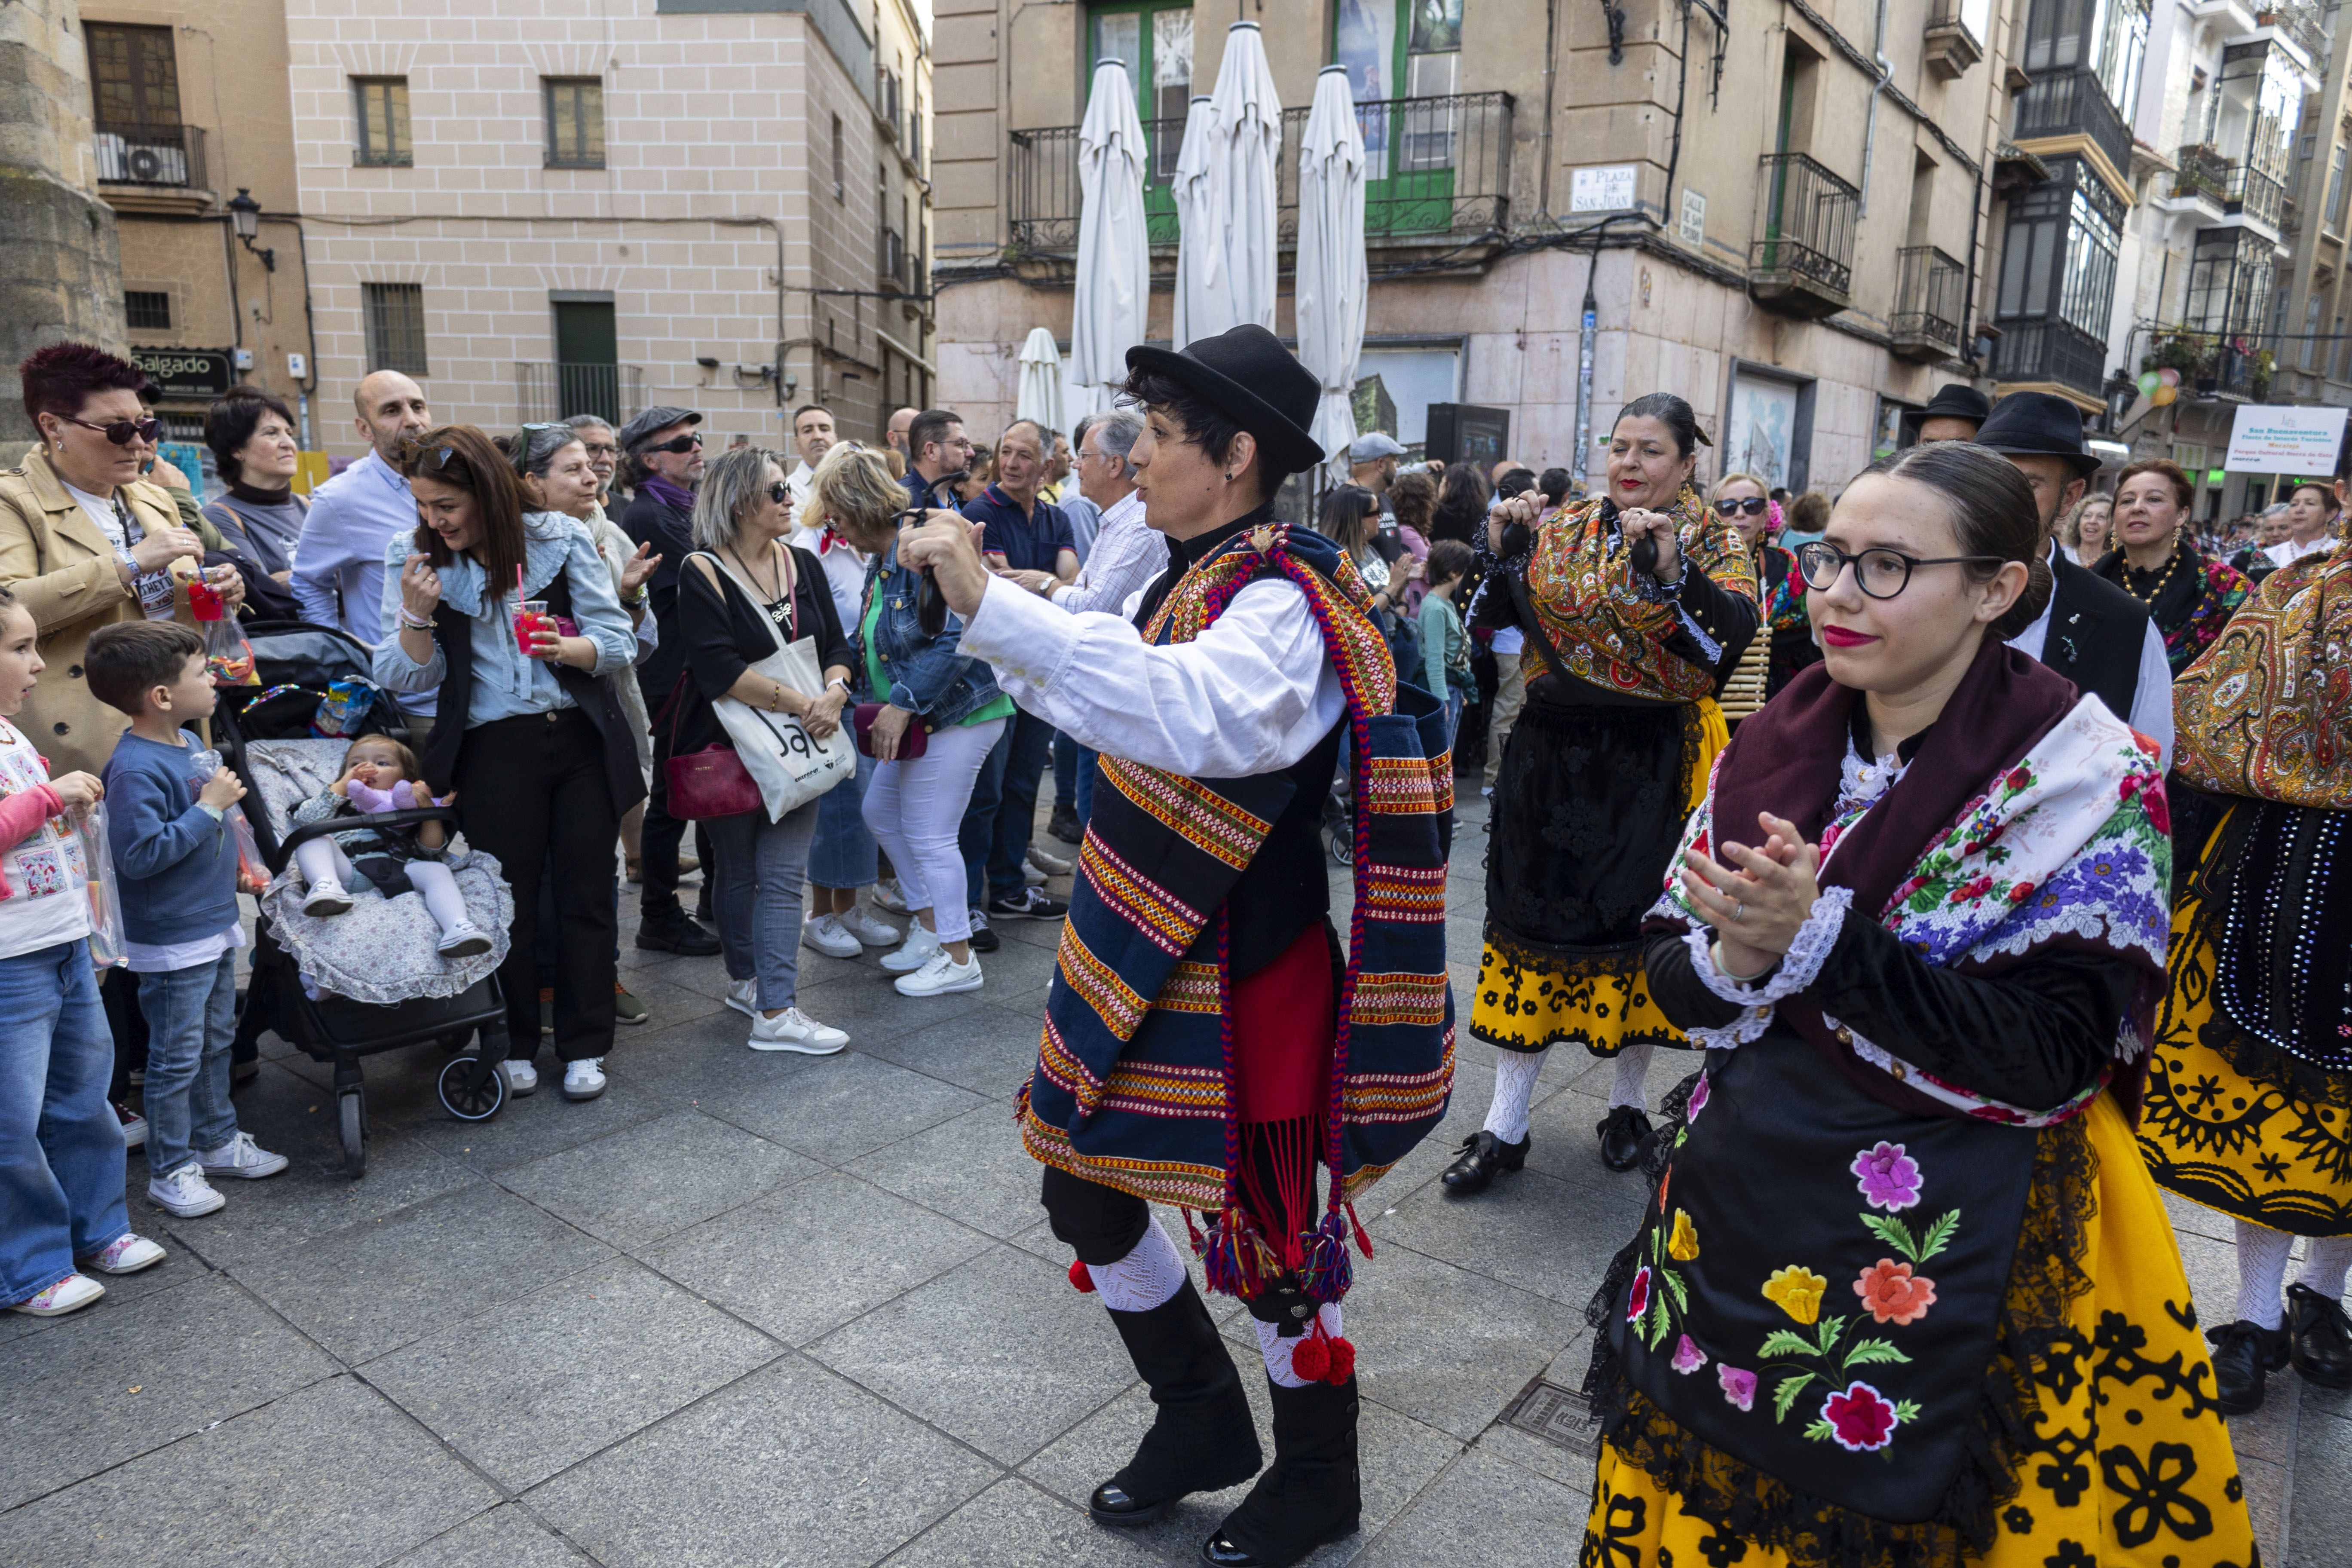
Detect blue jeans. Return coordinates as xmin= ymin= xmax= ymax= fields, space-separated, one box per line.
xmin=808 ymin=750 xmax=878 ymax=889
xmin=958 ymin=723 xmax=1012 ymax=917
xmin=1073 ymin=744 xmax=1099 ymax=834
xmin=0 ymin=943 xmax=128 ymax=1302
xmin=986 ymin=708 xmax=1056 ymax=901
xmin=1052 ymin=729 xmax=1078 ymax=815
xmin=706 ymin=800 xmax=819 ymax=1012
xmin=135 ymin=949 xmax=239 ymax=1178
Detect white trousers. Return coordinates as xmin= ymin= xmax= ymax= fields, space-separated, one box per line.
xmin=861 ymin=716 xmax=1004 ymax=944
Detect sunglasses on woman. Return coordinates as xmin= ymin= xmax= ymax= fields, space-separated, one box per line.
xmin=640 ymin=433 xmax=703 ymax=455
xmin=1713 ymin=496 xmax=1770 ymax=517
xmin=767 ymin=481 xmax=793 ymax=505
xmin=63 ymin=414 xmax=163 ymax=447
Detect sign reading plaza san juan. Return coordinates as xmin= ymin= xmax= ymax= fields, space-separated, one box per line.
xmin=2224 ymin=404 xmax=2351 ymax=474
xmin=130 ymin=348 xmax=237 ymax=401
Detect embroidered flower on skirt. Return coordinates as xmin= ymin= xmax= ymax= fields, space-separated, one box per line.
xmin=1851 ymin=1142 xmax=1923 ymax=1211
xmin=1817 ymin=1380 xmax=1902 ymax=1453
xmin=1672 ymin=1334 xmax=1709 ymax=1374
xmin=1761 ymin=1265 xmax=1828 ymax=1325
xmin=1853 ymin=1259 xmax=1938 ymax=1326
xmin=1716 ymin=1363 xmax=1757 ymax=1411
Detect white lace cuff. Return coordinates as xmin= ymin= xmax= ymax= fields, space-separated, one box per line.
xmin=1685 ymin=885 xmax=1855 ymax=1008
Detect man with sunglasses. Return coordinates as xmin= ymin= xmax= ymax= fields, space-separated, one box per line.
xmin=614 ymin=406 xmax=722 ymax=956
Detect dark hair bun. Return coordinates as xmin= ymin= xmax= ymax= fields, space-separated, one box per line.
xmin=1615 ymin=393 xmax=1704 ymax=459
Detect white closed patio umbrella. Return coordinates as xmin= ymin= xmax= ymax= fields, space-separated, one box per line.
xmin=1170 ymin=94 xmax=1220 ymax=349
xmin=1295 ymin=64 xmax=1366 ymax=484
xmin=1071 ymin=58 xmax=1151 ymax=420
xmin=1015 ymin=327 xmax=1064 ymax=436
xmin=1205 ymin=21 xmax=1282 ymax=334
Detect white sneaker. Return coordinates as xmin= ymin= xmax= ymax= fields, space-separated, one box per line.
xmin=1027 ymin=845 xmax=1073 ymax=877
xmin=502 ymin=1060 xmax=539 ymax=1097
xmin=724 ymin=977 xmax=760 ymax=1017
xmin=801 ymin=914 xmax=862 ymax=959
xmin=436 ymin=921 xmax=493 ymax=958
xmin=9 ymin=1273 xmax=104 ymax=1316
xmin=894 ymin=951 xmax=983 ymax=997
xmin=301 ymin=878 xmax=354 ymax=917
xmin=836 ymin=906 xmax=900 ymax=947
xmin=199 ymin=1131 xmax=288 ymax=1180
xmin=1023 ymin=861 xmax=1046 ymax=886
xmin=880 ymin=923 xmax=944 ymax=973
xmin=83 ymin=1233 xmax=166 ymax=1275
xmin=748 ymin=1007 xmax=850 ymax=1054
xmin=147 ymin=1162 xmax=225 ymax=1217
xmin=871 ymin=877 xmax=911 ymax=915
xmin=563 ymin=1058 xmax=606 ymax=1101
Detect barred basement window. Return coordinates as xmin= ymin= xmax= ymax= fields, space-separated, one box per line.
xmin=545 ymin=78 xmax=604 ymax=168
xmin=364 ymin=282 xmax=429 ymax=375
xmin=353 ymin=77 xmax=412 ymax=167
xmin=124 ymin=291 xmax=172 ymax=331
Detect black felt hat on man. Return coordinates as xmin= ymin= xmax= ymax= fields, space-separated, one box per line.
xmin=1125 ymin=324 xmax=1325 ymax=476
xmin=1919 ymin=383 xmax=1991 ymax=427
xmin=1975 ymin=390 xmax=2103 ymax=478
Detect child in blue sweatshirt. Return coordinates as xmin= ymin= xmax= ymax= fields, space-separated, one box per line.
xmin=90 ymin=622 xmax=284 ymax=1219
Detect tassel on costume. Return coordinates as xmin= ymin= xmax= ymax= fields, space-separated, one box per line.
xmin=1296 ymin=1209 xmax=1357 ymax=1305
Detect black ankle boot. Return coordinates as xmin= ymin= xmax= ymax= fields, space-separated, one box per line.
xmin=1090 ymin=1282 xmax=1264 ymax=1525
xmin=1200 ymin=1377 xmax=1362 ymax=1566
xmin=1596 ymin=1107 xmax=1654 ymax=1172
xmin=2287 ymin=1283 xmax=2352 ymax=1390
xmin=2208 ymin=1319 xmax=2291 ymax=1415
xmin=1440 ymin=1130 xmax=1528 ymax=1195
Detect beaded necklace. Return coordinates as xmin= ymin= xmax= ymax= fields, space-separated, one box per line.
xmin=2119 ymin=538 xmax=2185 ymax=605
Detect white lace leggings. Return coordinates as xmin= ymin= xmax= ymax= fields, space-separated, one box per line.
xmin=294 ymin=839 xmax=470 ymax=937
xmin=861 ymin=716 xmax=1005 ymax=945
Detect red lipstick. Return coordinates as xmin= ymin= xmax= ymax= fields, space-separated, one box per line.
xmin=1820 ymin=625 xmax=1877 ymax=648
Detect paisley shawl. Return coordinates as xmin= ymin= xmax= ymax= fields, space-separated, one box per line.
xmin=2173 ymin=544 xmax=2352 ymax=810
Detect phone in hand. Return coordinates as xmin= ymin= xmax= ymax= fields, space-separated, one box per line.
xmin=898 ymin=508 xmax=950 ymax=635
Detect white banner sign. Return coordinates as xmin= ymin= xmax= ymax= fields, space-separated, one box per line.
xmin=2223 ymin=404 xmax=2349 ymax=474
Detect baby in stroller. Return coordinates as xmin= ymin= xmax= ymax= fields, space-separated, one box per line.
xmin=290 ymin=735 xmax=492 ymax=958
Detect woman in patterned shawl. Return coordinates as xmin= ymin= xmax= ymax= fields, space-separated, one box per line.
xmin=1712 ymin=471 xmax=1819 ymax=710
xmin=2138 ymin=475 xmax=2352 ymax=1416
xmin=1447 ymin=394 xmax=1758 ymax=1191
xmin=2093 ymin=459 xmax=2251 ymax=677
xmin=1584 ymin=441 xmax=2253 ymax=1568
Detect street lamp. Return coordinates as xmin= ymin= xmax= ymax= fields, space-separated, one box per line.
xmin=227 ymin=188 xmax=276 ymax=273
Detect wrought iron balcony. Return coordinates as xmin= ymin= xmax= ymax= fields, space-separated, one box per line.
xmin=878 ymin=227 xmax=912 ymax=292
xmin=1006 ymin=91 xmax=1513 ymax=257
xmin=94 ymin=122 xmax=206 ymax=190
xmin=515 ymin=362 xmax=644 ymax=428
xmin=1989 ymin=317 xmax=2107 ymax=397
xmin=2226 ymin=163 xmax=2288 ymax=228
xmin=1924 ymin=0 xmax=1985 ymax=80
xmin=2173 ymin=143 xmax=2233 ymax=204
xmin=2259 ymin=3 xmax=2327 ymax=65
xmin=1890 ymin=246 xmax=1965 ymax=361
xmin=2014 ymin=67 xmax=2132 ymax=178
xmin=1748 ymin=153 xmax=1858 ymax=318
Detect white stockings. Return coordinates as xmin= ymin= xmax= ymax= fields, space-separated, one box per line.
xmin=1482 ymin=1047 xmax=1547 ymax=1143
xmin=1608 ymin=1041 xmax=1657 ymax=1111
xmin=1085 ymin=1214 xmax=1187 ymax=1313
xmin=2235 ymin=1219 xmax=2295 ymax=1329
xmin=1255 ymin=1303 xmax=1344 ymax=1388
xmin=2297 ymin=1236 xmax=2352 ymax=1303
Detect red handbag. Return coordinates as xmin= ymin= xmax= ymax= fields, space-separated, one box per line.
xmin=657 ymin=673 xmax=763 ymax=819
xmin=853 ymin=702 xmax=928 ymax=760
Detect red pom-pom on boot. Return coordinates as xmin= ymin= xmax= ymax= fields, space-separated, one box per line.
xmin=1322 ymin=1332 xmax=1357 ymax=1383
xmin=1288 ymin=1328 xmax=1331 ymax=1383
xmin=1069 ymin=1258 xmax=1096 ymax=1293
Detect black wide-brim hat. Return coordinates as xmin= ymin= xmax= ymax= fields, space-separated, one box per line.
xmin=1919 ymin=382 xmax=1990 ymax=426
xmin=1125 ymin=324 xmax=1325 ymax=476
xmin=1974 ymin=389 xmax=2102 ymax=478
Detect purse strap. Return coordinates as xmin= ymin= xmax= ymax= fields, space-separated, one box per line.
xmin=696 ymin=545 xmax=799 ymax=650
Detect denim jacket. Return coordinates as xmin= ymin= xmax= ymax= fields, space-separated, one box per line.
xmin=855 ymin=539 xmax=1005 ymax=728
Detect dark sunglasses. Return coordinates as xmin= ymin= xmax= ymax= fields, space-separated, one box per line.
xmin=64 ymin=414 xmax=163 ymax=447
xmin=1714 ymin=496 xmax=1770 ymax=517
xmin=640 ymin=433 xmax=704 ymax=455
xmin=767 ymin=481 xmax=793 ymax=505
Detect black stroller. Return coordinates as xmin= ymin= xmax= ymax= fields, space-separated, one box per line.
xmin=220 ymin=621 xmax=512 ymax=1176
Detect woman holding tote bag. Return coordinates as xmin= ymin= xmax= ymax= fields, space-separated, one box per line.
xmin=675 ymin=447 xmax=857 ymax=1054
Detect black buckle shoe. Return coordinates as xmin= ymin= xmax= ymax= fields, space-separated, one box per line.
xmin=635 ymin=910 xmax=720 ymax=956
xmin=1596 ymin=1106 xmax=1654 ymax=1172
xmin=1439 ymin=1130 xmax=1529 ymax=1196
xmin=2207 ymin=1319 xmax=2291 ymax=1414
xmin=2287 ymin=1283 xmax=2352 ymax=1390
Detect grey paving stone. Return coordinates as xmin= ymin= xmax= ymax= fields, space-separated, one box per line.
xmin=609 ymin=965 xmax=732 ymax=1029
xmin=717 ymin=1048 xmax=987 ymax=1166
xmin=847 ymin=1102 xmax=1050 ymax=1238
xmin=0 ymin=1271 xmax=337 ymax=1510
xmin=408 ymin=1057 xmax=675 ymax=1173
xmin=643 ymin=1169 xmax=994 ymax=1345
xmin=2239 ymin=1452 xmax=2287 ymax=1568
xmin=386 ymin=1504 xmax=596 ymax=1567
xmin=363 ymin=1256 xmax=781 ymax=1490
xmin=496 ymin=1108 xmax=817 ymax=1250
xmin=0 ymin=1374 xmax=496 ymax=1567
xmin=2223 ymin=1365 xmax=2303 ymax=1466
xmin=2291 ymin=1405 xmax=2352 ymax=1566
xmin=236 ymin=1180 xmax=616 ymax=1363
xmin=1375 ymin=1162 xmax=1633 ymax=1308
xmin=810 ymin=1244 xmax=1136 ymax=1464
xmin=527 ymin=1353 xmax=999 ymax=1568
xmin=1357 ymin=1447 xmax=1591 ymax=1567
xmin=0 ymin=1229 xmax=205 ymax=1346
xmin=881 ymin=1477 xmax=1178 ymax=1568
xmin=1470 ymin=1419 xmax=1599 ymax=1498
xmin=856 ymin=1002 xmax=1048 ymax=1100
xmin=626 ymin=1007 xmax=833 ymax=1110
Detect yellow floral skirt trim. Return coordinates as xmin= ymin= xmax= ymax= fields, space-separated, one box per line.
xmin=1585 ymin=1095 xmax=2257 ymax=1568
xmin=2138 ymin=881 xmax=2352 ymax=1238
xmin=1471 ymin=699 xmax=1727 ymax=1059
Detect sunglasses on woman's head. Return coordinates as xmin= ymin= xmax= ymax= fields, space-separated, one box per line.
xmin=64 ymin=414 xmax=163 ymax=447
xmin=641 ymin=433 xmax=703 ymax=455
xmin=1714 ymin=497 xmax=1770 ymax=517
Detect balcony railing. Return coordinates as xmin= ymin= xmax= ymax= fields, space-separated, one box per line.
xmin=515 ymin=362 xmax=644 ymax=428
xmin=2260 ymin=3 xmax=2328 ymax=64
xmin=2014 ymin=67 xmax=2133 ymax=178
xmin=2173 ymin=142 xmax=2232 ymax=203
xmin=879 ymin=227 xmax=910 ymax=291
xmin=1990 ymin=316 xmax=2107 ymax=396
xmin=94 ymin=122 xmax=206 ymax=190
xmin=1006 ymin=91 xmax=1512 ymax=256
xmin=1890 ymin=246 xmax=1966 ymax=360
xmin=2226 ymin=163 xmax=2288 ymax=227
xmin=1749 ymin=153 xmax=1859 ymax=318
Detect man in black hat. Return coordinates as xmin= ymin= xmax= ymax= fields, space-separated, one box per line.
xmin=1975 ymin=390 xmax=2174 ymax=767
xmin=614 ymin=405 xmax=720 ymax=955
xmin=1917 ymin=382 xmax=1991 ymax=444
xmin=903 ymin=325 xmax=1454 ymax=1567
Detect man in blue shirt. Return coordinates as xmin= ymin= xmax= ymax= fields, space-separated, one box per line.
xmin=958 ymin=420 xmax=1076 ymax=926
xmin=901 ymin=408 xmax=974 ymax=512
xmin=291 ymin=371 xmax=435 ymax=725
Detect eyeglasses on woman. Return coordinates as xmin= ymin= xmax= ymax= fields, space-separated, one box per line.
xmin=1795 ymin=540 xmax=2003 ymax=600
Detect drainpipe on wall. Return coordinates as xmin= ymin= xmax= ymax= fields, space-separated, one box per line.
xmin=1857 ymin=0 xmax=1891 ymax=217
xmin=1572 ymin=248 xmax=1600 ymax=492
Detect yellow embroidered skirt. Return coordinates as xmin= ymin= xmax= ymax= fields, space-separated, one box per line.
xmin=1586 ymin=1093 xmax=2257 ymax=1568
xmin=1473 ymin=696 xmax=1727 ymax=1057
xmin=2138 ymin=847 xmax=2352 ymax=1238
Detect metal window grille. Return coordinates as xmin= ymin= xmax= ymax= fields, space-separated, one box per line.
xmin=124 ymin=291 xmax=172 ymax=331
xmin=364 ymin=282 xmax=429 ymax=376
xmin=354 ymin=78 xmax=412 ymax=167
xmin=545 ymin=79 xmax=604 ymax=168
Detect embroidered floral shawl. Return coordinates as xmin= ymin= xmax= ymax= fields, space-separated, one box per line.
xmin=2173 ymin=545 xmax=2352 ymax=810
xmin=1520 ymin=483 xmax=1758 ymax=702
xmin=2093 ymin=542 xmax=2251 ymax=677
xmin=1758 ymin=542 xmax=1808 ymax=635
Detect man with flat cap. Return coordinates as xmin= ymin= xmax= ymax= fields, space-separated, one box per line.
xmin=1976 ymin=390 xmax=2173 ymax=767
xmin=1915 ymin=381 xmax=1991 ymax=443
xmin=902 ymin=325 xmax=1455 ymax=1567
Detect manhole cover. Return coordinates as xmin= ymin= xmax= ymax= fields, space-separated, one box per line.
xmin=1503 ymin=1378 xmax=1598 ymax=1457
